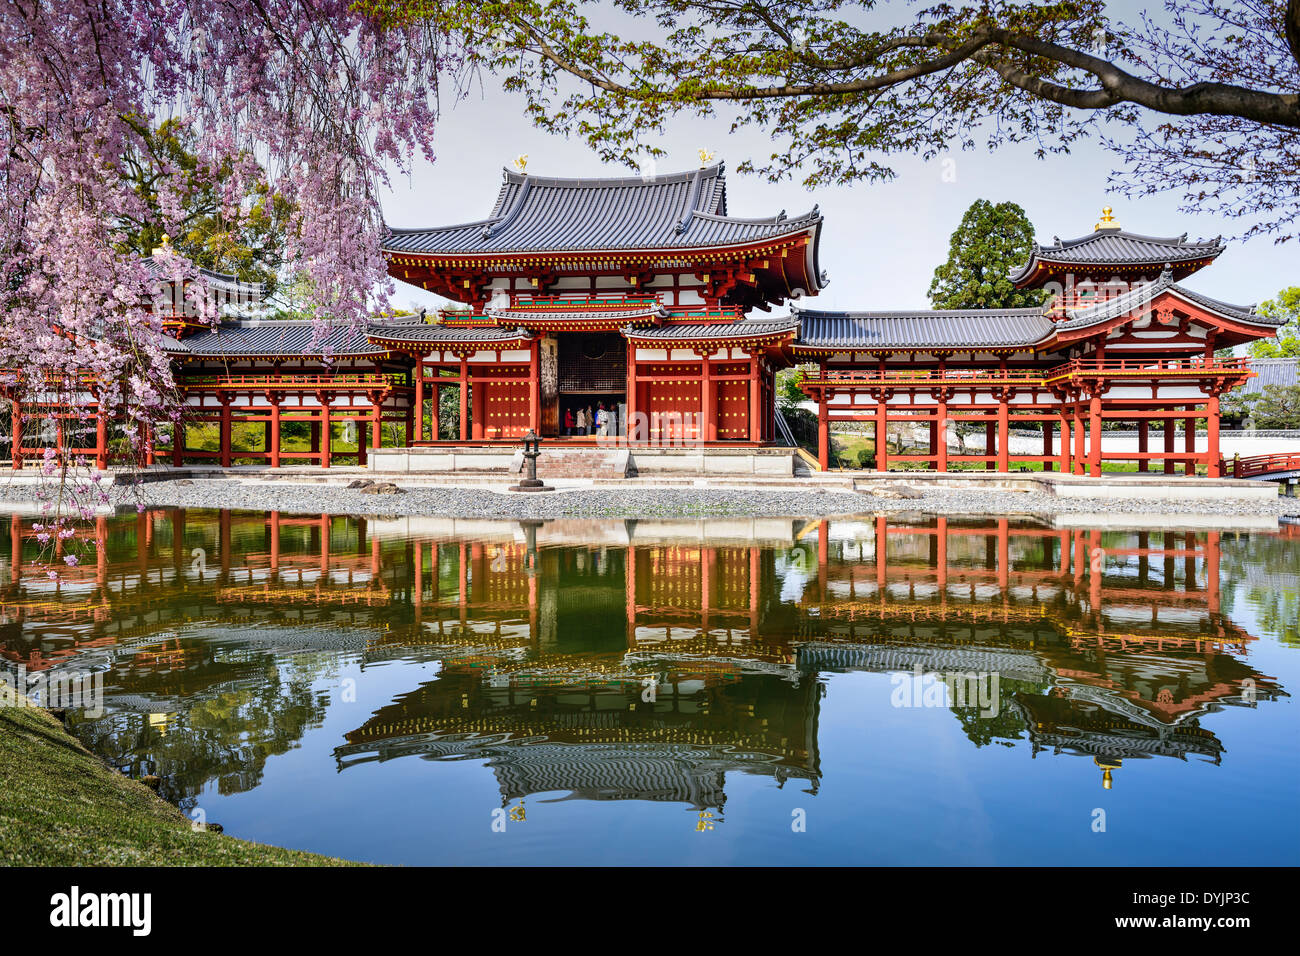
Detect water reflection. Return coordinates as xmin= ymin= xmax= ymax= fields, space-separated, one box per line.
xmin=0 ymin=510 xmax=1293 ymax=834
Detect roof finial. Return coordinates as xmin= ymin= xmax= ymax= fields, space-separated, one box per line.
xmin=1094 ymin=206 xmax=1119 ymax=231
xmin=512 ymin=154 xmax=528 ymax=175
xmin=698 ymin=148 xmax=715 ymax=167
xmin=152 ymin=232 xmax=171 ymax=256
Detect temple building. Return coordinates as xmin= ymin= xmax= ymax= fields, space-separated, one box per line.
xmin=795 ymin=209 xmax=1284 ymax=474
xmin=376 ymin=162 xmax=821 ymax=446
xmin=5 ymin=164 xmax=1287 ymax=476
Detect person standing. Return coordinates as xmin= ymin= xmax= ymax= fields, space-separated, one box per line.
xmin=575 ymin=407 xmax=587 ymax=435
xmin=596 ymin=402 xmax=607 ymax=437
xmin=585 ymin=404 xmax=595 ymax=436
xmin=564 ymin=407 xmax=575 ymax=436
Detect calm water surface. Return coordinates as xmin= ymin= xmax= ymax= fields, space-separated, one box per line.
xmin=3 ymin=509 xmax=1297 ymax=865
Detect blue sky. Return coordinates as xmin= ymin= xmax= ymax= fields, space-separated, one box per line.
xmin=379 ymin=57 xmax=1296 ymax=317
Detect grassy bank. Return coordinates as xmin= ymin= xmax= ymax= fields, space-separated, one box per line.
xmin=0 ymin=686 xmax=356 ymax=866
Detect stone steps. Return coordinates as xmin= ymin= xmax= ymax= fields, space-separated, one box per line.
xmin=515 ymin=449 xmax=630 ymax=480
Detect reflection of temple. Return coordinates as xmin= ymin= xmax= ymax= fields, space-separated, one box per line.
xmin=0 ymin=509 xmax=1288 ymax=803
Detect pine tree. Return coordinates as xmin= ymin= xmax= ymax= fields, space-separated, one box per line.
xmin=929 ymin=200 xmax=1049 ymax=310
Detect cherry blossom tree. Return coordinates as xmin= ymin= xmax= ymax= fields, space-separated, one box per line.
xmin=1 ymin=1 xmax=454 ymax=578
xmin=1 ymin=0 xmax=453 ymax=468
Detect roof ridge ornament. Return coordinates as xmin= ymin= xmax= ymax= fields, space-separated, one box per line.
xmin=698 ymin=148 xmax=715 ymax=167
xmin=1094 ymin=206 xmax=1120 ymax=231
xmin=512 ymin=154 xmax=528 ymax=175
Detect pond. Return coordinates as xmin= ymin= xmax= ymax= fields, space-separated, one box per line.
xmin=2 ymin=509 xmax=1297 ymax=865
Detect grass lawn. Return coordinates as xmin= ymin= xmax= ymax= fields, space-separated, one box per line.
xmin=178 ymin=421 xmax=391 ymax=465
xmin=0 ymin=686 xmax=356 ymax=866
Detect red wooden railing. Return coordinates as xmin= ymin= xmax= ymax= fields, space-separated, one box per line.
xmin=800 ymin=367 xmax=1044 ymax=389
xmin=1229 ymin=452 xmax=1300 ymax=480
xmin=1042 ymin=356 xmax=1251 ymax=382
xmin=800 ymin=356 xmax=1251 ymax=392
xmin=180 ymin=372 xmax=407 ymax=390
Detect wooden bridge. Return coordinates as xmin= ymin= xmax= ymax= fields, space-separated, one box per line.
xmin=1228 ymin=452 xmax=1300 ymax=481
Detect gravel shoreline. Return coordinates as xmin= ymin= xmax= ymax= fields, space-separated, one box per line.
xmin=4 ymin=478 xmax=1297 ymax=521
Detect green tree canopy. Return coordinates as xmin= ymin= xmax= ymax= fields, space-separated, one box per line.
xmin=1245 ymin=384 xmax=1300 ymax=428
xmin=929 ymin=200 xmax=1047 ymax=310
xmin=1250 ymin=287 xmax=1300 ymax=357
xmin=116 ymin=118 xmax=293 ymax=299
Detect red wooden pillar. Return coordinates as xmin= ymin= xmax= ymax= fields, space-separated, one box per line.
xmin=172 ymin=417 xmax=184 ymax=467
xmin=1184 ymin=404 xmax=1196 ymax=475
xmin=984 ymin=421 xmax=996 ymax=471
xmin=528 ymin=339 xmax=541 ymax=434
xmin=1042 ymin=421 xmax=1053 ymax=472
xmin=817 ymin=386 xmax=829 ymax=471
xmin=1088 ymin=391 xmax=1103 ymax=476
xmin=1163 ymin=414 xmax=1176 ymax=474
xmin=320 ymin=400 xmax=332 ymax=469
xmin=414 ymin=357 xmax=425 ymax=442
xmin=748 ymin=354 xmax=762 ymax=443
xmin=94 ymin=400 xmax=108 ymax=470
xmin=936 ymin=396 xmax=949 ymax=472
xmin=140 ymin=420 xmax=154 ymax=467
xmin=997 ymin=393 xmax=1010 ymax=472
xmin=1072 ymin=400 xmax=1086 ymax=475
xmin=219 ymin=395 xmax=233 ymax=468
xmin=371 ymin=400 xmax=382 ymax=453
xmin=626 ymin=343 xmax=639 ymax=444
xmin=1206 ymin=393 xmax=1221 ymax=477
xmin=1058 ymin=411 xmax=1071 ymax=473
xmin=459 ymin=356 xmax=469 ymax=441
xmin=700 ymin=350 xmax=716 ymax=442
xmin=10 ymin=401 xmax=21 ymax=470
xmin=269 ymin=398 xmax=281 ymax=467
xmin=875 ymin=396 xmax=889 ymax=472
xmin=1137 ymin=419 xmax=1149 ymax=472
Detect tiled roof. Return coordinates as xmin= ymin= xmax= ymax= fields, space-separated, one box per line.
xmin=162 ymin=320 xmax=383 ymax=357
xmin=792 ymin=307 xmax=1053 ymax=350
xmin=365 ymin=319 xmax=535 ymax=344
xmin=1010 ymin=228 xmax=1224 ymax=283
xmin=623 ymin=317 xmax=799 ymax=342
xmin=487 ymin=304 xmax=667 ymax=325
xmin=1056 ymin=269 xmax=1265 ymax=330
xmin=382 ymin=164 xmax=821 ymax=256
xmin=143 ymin=256 xmax=265 ymax=300
xmin=1240 ymin=357 xmax=1299 ymax=395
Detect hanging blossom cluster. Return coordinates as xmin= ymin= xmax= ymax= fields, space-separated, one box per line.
xmin=0 ymin=0 xmax=451 ymax=461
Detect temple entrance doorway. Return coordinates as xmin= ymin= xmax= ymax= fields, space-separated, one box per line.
xmin=556 ymin=332 xmax=626 ymax=438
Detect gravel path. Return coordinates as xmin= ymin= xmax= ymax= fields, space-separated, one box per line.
xmin=5 ymin=478 xmax=1297 ymax=521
